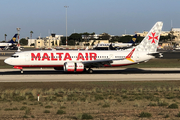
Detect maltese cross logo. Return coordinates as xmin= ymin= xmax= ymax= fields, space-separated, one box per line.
xmin=148 ymin=32 xmax=158 ymax=44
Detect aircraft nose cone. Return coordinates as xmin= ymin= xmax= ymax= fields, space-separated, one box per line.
xmin=4 ymin=58 xmax=11 ymax=65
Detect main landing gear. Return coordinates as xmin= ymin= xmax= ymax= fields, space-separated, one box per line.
xmin=20 ymin=69 xmax=23 ymax=74
xmin=88 ymin=68 xmax=93 ymax=74
xmin=84 ymin=68 xmax=93 ymax=73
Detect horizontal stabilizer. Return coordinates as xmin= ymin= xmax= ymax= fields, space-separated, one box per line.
xmin=148 ymin=53 xmax=163 ymax=58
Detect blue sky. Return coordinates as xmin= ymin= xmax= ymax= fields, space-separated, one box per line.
xmin=0 ymin=0 xmax=179 ymax=41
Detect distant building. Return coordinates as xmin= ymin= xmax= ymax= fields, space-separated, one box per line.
xmin=34 ymin=34 xmax=63 ymax=49
xmin=28 ymin=39 xmax=36 ymax=46
xmin=161 ymin=31 xmax=169 ymax=36
xmin=136 ymin=31 xmax=148 ymax=37
xmin=172 ymin=28 xmax=180 ymax=32
xmin=137 ymin=31 xmax=169 ymax=37
xmin=35 ymin=37 xmax=44 ymax=48
xmin=171 ymin=28 xmax=180 ymax=43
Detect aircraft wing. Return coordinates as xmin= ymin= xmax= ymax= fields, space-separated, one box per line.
xmin=82 ymin=48 xmax=135 ymax=68
xmin=82 ymin=58 xmax=124 ymax=68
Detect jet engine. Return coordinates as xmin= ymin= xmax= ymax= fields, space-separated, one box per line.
xmin=75 ymin=62 xmax=84 ymax=72
xmin=63 ymin=62 xmax=84 ymax=72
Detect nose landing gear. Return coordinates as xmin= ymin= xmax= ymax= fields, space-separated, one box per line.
xmin=13 ymin=66 xmax=23 ymax=74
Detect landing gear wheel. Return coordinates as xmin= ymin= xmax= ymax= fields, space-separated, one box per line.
xmin=88 ymin=68 xmax=93 ymax=74
xmin=20 ymin=69 xmax=23 ymax=74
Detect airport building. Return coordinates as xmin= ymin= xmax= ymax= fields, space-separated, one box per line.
xmin=28 ymin=39 xmax=36 ymax=46
xmin=172 ymin=28 xmax=180 ymax=43
xmin=34 ymin=34 xmax=63 ymax=49
xmin=137 ymin=31 xmax=169 ymax=37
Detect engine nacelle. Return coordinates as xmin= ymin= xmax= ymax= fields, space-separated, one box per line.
xmin=63 ymin=62 xmax=84 ymax=72
xmin=75 ymin=62 xmax=84 ymax=72
xmin=64 ymin=62 xmax=75 ymax=72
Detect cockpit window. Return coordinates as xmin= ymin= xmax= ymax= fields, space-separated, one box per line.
xmin=11 ymin=55 xmax=19 ymax=58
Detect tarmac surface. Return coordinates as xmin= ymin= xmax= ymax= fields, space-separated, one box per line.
xmin=1 ymin=68 xmax=180 ymax=82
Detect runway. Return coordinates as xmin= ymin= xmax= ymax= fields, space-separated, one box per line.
xmin=1 ymin=68 xmax=180 ymax=82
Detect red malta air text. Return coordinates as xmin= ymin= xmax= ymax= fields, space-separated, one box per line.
xmin=31 ymin=52 xmax=97 ymax=61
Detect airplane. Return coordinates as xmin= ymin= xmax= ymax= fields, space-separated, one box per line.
xmin=93 ymin=34 xmax=137 ymax=50
xmin=0 ymin=34 xmax=18 ymax=50
xmin=4 ymin=22 xmax=163 ymax=73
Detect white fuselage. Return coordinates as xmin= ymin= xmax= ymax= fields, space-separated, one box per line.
xmin=4 ymin=50 xmax=153 ymax=68
xmin=0 ymin=43 xmax=12 ymax=48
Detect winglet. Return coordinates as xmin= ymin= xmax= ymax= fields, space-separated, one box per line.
xmin=126 ymin=48 xmax=135 ymax=62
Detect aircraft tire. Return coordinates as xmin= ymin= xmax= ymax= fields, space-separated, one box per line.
xmin=88 ymin=68 xmax=93 ymax=74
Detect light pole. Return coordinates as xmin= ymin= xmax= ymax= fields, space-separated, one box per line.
xmin=64 ymin=6 xmax=69 ymax=46
xmin=16 ymin=27 xmax=21 ymax=51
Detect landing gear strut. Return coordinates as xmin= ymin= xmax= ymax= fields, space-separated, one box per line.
xmin=83 ymin=68 xmax=87 ymax=72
